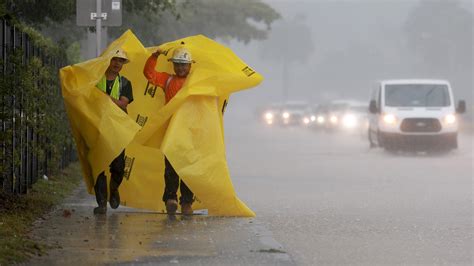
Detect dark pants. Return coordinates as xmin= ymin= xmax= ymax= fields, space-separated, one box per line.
xmin=94 ymin=150 xmax=125 ymax=205
xmin=162 ymin=157 xmax=194 ymax=205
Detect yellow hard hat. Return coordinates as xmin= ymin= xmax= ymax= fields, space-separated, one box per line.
xmin=169 ymin=47 xmax=194 ymax=64
xmin=112 ymin=49 xmax=129 ymax=64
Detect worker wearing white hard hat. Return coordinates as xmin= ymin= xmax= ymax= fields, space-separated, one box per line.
xmin=143 ymin=45 xmax=196 ymax=215
xmin=168 ymin=47 xmax=194 ymax=64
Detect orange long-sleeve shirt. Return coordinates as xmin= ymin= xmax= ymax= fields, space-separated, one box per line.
xmin=143 ymin=55 xmax=187 ymax=103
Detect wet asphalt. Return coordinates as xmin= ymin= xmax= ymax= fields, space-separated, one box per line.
xmin=27 ymin=184 xmax=294 ymax=266
xmin=26 ymin=114 xmax=473 ymax=265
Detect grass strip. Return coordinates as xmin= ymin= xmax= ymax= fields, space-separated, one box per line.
xmin=0 ymin=162 xmax=82 ymax=265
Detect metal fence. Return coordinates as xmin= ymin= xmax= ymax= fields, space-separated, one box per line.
xmin=1 ymin=17 xmax=76 ymax=194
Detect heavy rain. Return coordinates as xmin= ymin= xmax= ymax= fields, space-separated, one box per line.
xmin=1 ymin=0 xmax=472 ymax=265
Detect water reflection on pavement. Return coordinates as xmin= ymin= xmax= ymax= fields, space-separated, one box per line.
xmin=28 ymin=184 xmax=293 ymax=266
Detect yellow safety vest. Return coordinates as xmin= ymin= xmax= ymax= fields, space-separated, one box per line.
xmin=97 ymin=75 xmax=120 ymax=100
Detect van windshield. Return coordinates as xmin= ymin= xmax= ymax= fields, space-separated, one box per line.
xmin=385 ymin=84 xmax=450 ymax=107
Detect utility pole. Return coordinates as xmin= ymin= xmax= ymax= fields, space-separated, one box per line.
xmin=76 ymin=0 xmax=122 ymax=58
xmin=95 ymin=0 xmax=102 ymax=56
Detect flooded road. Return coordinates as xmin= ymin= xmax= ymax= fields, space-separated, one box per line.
xmin=28 ymin=111 xmax=473 ymax=265
xmin=227 ymin=112 xmax=473 ymax=265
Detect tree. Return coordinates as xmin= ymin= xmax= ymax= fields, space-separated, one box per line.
xmin=2 ymin=0 xmax=75 ymax=26
xmin=2 ymin=0 xmax=280 ymax=48
xmin=404 ymin=0 xmax=472 ymax=75
xmin=1 ymin=0 xmax=180 ymax=49
xmin=403 ymin=0 xmax=473 ymax=102
xmin=259 ymin=15 xmax=314 ymax=100
xmin=1 ymin=0 xmax=176 ymax=27
xmin=109 ymin=0 xmax=280 ymax=46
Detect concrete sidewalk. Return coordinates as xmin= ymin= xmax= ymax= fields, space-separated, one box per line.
xmin=27 ymin=183 xmax=293 ymax=265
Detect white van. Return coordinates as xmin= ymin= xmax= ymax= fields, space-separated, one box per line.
xmin=368 ymin=79 xmax=466 ymax=151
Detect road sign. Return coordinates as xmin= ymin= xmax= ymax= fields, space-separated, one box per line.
xmin=76 ymin=0 xmax=122 ymax=27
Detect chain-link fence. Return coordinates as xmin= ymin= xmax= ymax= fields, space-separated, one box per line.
xmin=1 ymin=17 xmax=76 ymax=194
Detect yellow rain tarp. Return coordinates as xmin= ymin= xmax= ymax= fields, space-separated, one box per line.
xmin=60 ymin=30 xmax=262 ymax=216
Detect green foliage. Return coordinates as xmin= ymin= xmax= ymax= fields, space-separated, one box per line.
xmin=40 ymin=17 xmax=87 ymax=52
xmin=5 ymin=0 xmax=74 ymax=27
xmin=3 ymin=0 xmax=280 ymax=50
xmin=122 ymin=0 xmax=179 ymax=14
xmin=3 ymin=0 xmax=179 ymax=45
xmin=0 ymin=17 xmax=73 ymax=189
xmin=110 ymin=0 xmax=281 ymax=46
xmin=0 ymin=0 xmax=6 ymax=17
xmin=65 ymin=41 xmax=83 ymax=64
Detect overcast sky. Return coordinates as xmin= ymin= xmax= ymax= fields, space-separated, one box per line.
xmin=226 ymin=0 xmax=473 ymax=114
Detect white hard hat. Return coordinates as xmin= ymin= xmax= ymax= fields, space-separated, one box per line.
xmin=112 ymin=49 xmax=129 ymax=64
xmin=169 ymin=47 xmax=193 ymax=64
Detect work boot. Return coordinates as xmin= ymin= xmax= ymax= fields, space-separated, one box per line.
xmin=109 ymin=180 xmax=120 ymax=209
xmin=93 ymin=205 xmax=107 ymax=215
xmin=165 ymin=199 xmax=178 ymax=214
xmin=181 ymin=203 xmax=193 ymax=215
xmin=94 ymin=174 xmax=107 ymax=215
xmin=109 ymin=189 xmax=120 ymax=209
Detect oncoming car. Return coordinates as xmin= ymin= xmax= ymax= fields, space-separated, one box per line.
xmin=303 ymin=104 xmax=329 ymax=130
xmin=280 ymin=101 xmax=310 ymax=126
xmin=324 ymin=100 xmax=368 ymax=133
xmin=340 ymin=102 xmax=369 ymax=135
xmin=258 ymin=103 xmax=282 ymax=126
xmin=368 ymin=79 xmax=466 ymax=151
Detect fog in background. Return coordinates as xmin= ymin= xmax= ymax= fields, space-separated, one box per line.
xmin=225 ymin=0 xmax=473 ymax=119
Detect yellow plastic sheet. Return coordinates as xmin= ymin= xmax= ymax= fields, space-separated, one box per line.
xmin=60 ymin=30 xmax=262 ymax=216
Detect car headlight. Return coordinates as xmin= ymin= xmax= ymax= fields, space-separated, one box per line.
xmin=444 ymin=114 xmax=456 ymax=124
xmin=317 ymin=116 xmax=325 ymax=124
xmin=342 ymin=114 xmax=357 ymax=128
xmin=330 ymin=115 xmax=338 ymax=124
xmin=382 ymin=113 xmax=397 ymax=125
xmin=265 ymin=112 xmax=273 ymax=120
xmin=303 ymin=117 xmax=310 ymax=124
xmin=310 ymin=115 xmax=316 ymax=122
xmin=282 ymin=112 xmax=290 ymax=119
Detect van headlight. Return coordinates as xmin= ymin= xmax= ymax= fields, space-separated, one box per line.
xmin=282 ymin=112 xmax=290 ymax=119
xmin=444 ymin=114 xmax=456 ymax=124
xmin=382 ymin=114 xmax=397 ymax=125
xmin=264 ymin=112 xmax=273 ymax=120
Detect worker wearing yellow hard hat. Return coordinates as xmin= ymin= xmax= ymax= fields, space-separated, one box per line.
xmin=94 ymin=48 xmax=134 ymax=215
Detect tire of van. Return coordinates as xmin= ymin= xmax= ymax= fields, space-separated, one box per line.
xmin=368 ymin=128 xmax=376 ymax=148
xmin=380 ymin=133 xmax=398 ymax=152
xmin=377 ymin=131 xmax=384 ymax=148
xmin=384 ymin=140 xmax=395 ymax=152
xmin=448 ymin=133 xmax=458 ymax=150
